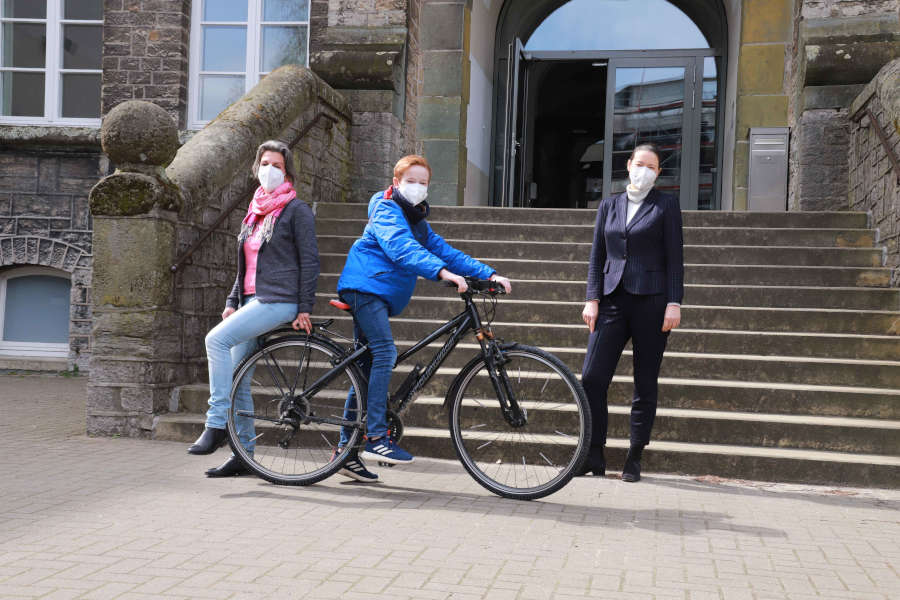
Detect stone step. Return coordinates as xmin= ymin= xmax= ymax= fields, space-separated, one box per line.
xmin=159 ymin=400 xmax=900 ymax=455
xmin=319 ymin=300 xmax=900 ymax=336
xmin=153 ymin=413 xmax=900 ymax=488
xmin=317 ymin=236 xmax=885 ymax=266
xmin=313 ymin=203 xmax=870 ymax=230
xmin=316 ymin=274 xmax=900 ymax=310
xmin=176 ymin=372 xmax=900 ymax=421
xmin=309 ymin=304 xmax=900 ymax=360
xmin=319 ymin=254 xmax=893 ymax=287
xmin=316 ymin=219 xmax=877 ymax=248
xmin=181 ymin=330 xmax=899 ymax=393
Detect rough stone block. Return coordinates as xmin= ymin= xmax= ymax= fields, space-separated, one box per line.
xmin=423 ymin=139 xmax=461 ymax=184
xmin=423 ymin=51 xmax=463 ymax=97
xmin=420 ymin=180 xmax=455 ymax=205
xmin=11 ymin=195 xmax=70 ymax=218
xmin=421 ymin=3 xmax=463 ymax=50
xmin=741 ymin=0 xmax=793 ymax=43
xmin=93 ymin=216 xmax=175 ymax=307
xmin=418 ymin=97 xmax=462 ymax=139
xmin=739 ymin=44 xmax=786 ymax=94
xmin=736 ymin=95 xmax=789 ymax=133
xmin=16 ymin=218 xmax=50 ymax=236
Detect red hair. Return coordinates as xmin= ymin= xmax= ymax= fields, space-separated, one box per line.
xmin=393 ymin=155 xmax=432 ymax=181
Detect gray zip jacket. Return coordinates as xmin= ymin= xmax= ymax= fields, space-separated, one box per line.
xmin=226 ymin=198 xmax=320 ymax=313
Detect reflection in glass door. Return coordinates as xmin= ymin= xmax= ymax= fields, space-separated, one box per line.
xmin=604 ymin=60 xmax=692 ymax=206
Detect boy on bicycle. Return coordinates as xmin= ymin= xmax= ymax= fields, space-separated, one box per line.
xmin=336 ymin=155 xmax=512 ymax=482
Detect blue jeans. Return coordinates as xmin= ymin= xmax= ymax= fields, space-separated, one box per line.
xmin=339 ymin=291 xmax=396 ymax=446
xmin=205 ymin=296 xmax=298 ymax=451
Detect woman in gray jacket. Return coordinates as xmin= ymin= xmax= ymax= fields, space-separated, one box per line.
xmin=187 ymin=140 xmax=320 ymax=477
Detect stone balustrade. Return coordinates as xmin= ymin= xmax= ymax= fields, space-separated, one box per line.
xmin=87 ymin=66 xmax=351 ymax=437
xmin=849 ymin=59 xmax=900 ymax=286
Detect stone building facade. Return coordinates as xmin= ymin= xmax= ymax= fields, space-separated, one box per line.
xmin=0 ymin=0 xmax=898 ymax=376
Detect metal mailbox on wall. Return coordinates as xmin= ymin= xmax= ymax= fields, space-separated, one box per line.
xmin=748 ymin=127 xmax=789 ymax=211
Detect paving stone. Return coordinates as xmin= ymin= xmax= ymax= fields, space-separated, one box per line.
xmin=1 ymin=375 xmax=899 ymax=599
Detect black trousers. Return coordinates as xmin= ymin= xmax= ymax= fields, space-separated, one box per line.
xmin=581 ymin=287 xmax=670 ymax=447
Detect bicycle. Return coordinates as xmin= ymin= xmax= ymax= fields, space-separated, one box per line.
xmin=224 ymin=277 xmax=591 ymax=500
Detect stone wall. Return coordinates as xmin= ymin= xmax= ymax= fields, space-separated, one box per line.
xmin=849 ymin=60 xmax=900 ymax=284
xmin=788 ymin=0 xmax=899 ymax=210
xmin=310 ymin=0 xmax=408 ymax=203
xmin=101 ymin=0 xmax=191 ymax=128
xmin=88 ymin=67 xmax=352 ymax=437
xmin=0 ymin=143 xmax=110 ymax=370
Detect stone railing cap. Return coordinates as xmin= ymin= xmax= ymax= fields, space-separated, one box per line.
xmin=101 ymin=100 xmax=179 ymax=167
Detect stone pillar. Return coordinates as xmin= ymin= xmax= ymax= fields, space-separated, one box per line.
xmin=309 ymin=0 xmax=410 ymax=202
xmin=87 ymin=101 xmax=183 ymax=437
xmin=732 ymin=0 xmax=794 ymax=211
xmin=416 ymin=0 xmax=467 ymax=205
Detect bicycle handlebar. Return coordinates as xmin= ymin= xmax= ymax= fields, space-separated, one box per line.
xmin=443 ymin=277 xmax=507 ymax=296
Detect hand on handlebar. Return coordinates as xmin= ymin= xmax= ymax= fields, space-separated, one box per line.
xmin=489 ymin=274 xmax=512 ymax=294
xmin=439 ymin=268 xmax=468 ymax=293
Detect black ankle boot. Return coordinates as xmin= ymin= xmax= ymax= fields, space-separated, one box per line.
xmin=187 ymin=427 xmax=228 ymax=455
xmin=622 ymin=444 xmax=644 ymax=482
xmin=576 ymin=446 xmax=606 ymax=477
xmin=205 ymin=455 xmax=252 ymax=477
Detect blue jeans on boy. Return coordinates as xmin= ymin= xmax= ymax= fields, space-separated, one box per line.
xmin=339 ymin=290 xmax=396 ymax=447
xmin=205 ymin=296 xmax=298 ymax=452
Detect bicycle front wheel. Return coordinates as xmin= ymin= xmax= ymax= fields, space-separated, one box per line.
xmin=448 ymin=344 xmax=590 ymax=500
xmin=226 ymin=334 xmax=367 ymax=486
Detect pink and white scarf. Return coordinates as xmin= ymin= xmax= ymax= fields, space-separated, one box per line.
xmin=239 ymin=182 xmax=296 ymax=243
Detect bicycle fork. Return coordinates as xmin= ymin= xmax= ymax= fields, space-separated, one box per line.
xmin=470 ymin=306 xmax=528 ymax=428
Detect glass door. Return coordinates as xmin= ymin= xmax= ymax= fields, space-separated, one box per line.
xmin=603 ymin=58 xmax=698 ymax=208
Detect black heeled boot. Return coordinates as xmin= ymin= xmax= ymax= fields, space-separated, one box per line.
xmin=205 ymin=455 xmax=252 ymax=477
xmin=622 ymin=443 xmax=644 ymax=482
xmin=187 ymin=427 xmax=228 ymax=455
xmin=576 ymin=446 xmax=606 ymax=477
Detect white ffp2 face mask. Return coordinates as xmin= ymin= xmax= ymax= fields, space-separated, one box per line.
xmin=628 ymin=165 xmax=658 ymax=192
xmin=398 ymin=182 xmax=428 ymax=206
xmin=258 ymin=164 xmax=285 ymax=193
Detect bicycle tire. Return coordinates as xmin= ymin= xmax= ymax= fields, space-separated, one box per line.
xmin=226 ymin=333 xmax=368 ymax=486
xmin=447 ymin=343 xmax=591 ymax=500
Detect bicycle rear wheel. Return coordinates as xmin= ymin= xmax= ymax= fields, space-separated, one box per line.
xmin=447 ymin=344 xmax=590 ymax=500
xmin=226 ymin=334 xmax=367 ymax=485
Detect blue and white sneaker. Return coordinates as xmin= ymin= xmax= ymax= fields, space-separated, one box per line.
xmin=333 ymin=449 xmax=379 ymax=482
xmin=361 ymin=436 xmax=414 ymax=465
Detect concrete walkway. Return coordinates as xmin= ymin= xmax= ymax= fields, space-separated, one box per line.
xmin=1 ymin=375 xmax=898 ymax=600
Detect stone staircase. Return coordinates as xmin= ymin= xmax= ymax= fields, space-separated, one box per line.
xmin=156 ymin=204 xmax=900 ymax=488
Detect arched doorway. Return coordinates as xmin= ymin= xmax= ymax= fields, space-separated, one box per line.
xmin=489 ymin=0 xmax=727 ymax=210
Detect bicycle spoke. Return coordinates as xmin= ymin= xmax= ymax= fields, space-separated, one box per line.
xmin=227 ymin=336 xmax=367 ymax=486
xmin=450 ymin=347 xmax=588 ymax=500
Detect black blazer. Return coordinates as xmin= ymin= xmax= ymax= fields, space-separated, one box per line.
xmin=226 ymin=198 xmax=320 ymax=313
xmin=585 ymin=189 xmax=684 ymax=304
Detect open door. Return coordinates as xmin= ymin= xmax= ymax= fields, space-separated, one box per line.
xmin=501 ymin=38 xmax=529 ymax=207
xmin=603 ymin=57 xmax=700 ymax=208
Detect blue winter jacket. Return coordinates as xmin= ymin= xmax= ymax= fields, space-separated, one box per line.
xmin=337 ymin=189 xmax=495 ymax=316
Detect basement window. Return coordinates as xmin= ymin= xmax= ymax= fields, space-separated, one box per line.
xmin=0 ymin=267 xmax=71 ymax=358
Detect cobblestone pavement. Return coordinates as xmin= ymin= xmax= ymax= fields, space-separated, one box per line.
xmin=1 ymin=375 xmax=898 ymax=600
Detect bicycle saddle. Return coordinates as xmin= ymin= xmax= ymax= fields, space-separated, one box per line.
xmin=329 ymin=299 xmax=351 ymax=312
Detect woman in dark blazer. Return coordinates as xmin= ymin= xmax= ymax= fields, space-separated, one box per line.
xmin=186 ymin=140 xmax=320 ymax=478
xmin=580 ymin=143 xmax=684 ymax=482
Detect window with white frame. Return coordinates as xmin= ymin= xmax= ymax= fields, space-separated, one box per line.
xmin=0 ymin=267 xmax=71 ymax=358
xmin=0 ymin=0 xmax=103 ymax=126
xmin=189 ymin=0 xmax=310 ymax=129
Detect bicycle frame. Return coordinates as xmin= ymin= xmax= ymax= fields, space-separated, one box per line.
xmin=294 ymin=290 xmax=524 ymax=429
